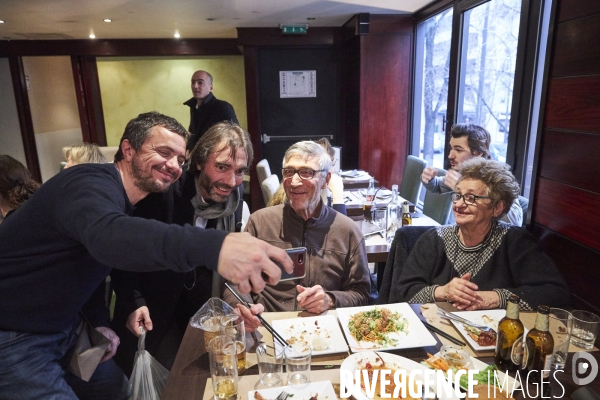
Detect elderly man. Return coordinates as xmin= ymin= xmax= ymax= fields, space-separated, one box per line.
xmin=224 ymin=141 xmax=370 ymax=331
xmin=111 ymin=121 xmax=252 ymax=375
xmin=421 ymin=123 xmax=523 ymax=226
xmin=184 ymin=70 xmax=238 ymax=152
xmin=0 ymin=112 xmax=290 ymax=400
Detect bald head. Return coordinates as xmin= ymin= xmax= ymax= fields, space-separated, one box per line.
xmin=191 ymin=70 xmax=214 ymax=104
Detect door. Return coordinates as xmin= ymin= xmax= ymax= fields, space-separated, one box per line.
xmin=258 ymin=47 xmax=339 ymax=178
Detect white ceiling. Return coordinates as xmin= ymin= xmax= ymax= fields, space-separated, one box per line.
xmin=0 ymin=0 xmax=434 ymax=40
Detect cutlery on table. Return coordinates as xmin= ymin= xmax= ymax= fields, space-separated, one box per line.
xmin=437 ymin=309 xmax=497 ymax=337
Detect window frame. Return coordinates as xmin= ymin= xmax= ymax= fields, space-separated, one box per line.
xmin=412 ymin=0 xmax=551 ymax=188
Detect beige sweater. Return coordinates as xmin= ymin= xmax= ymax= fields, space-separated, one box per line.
xmin=222 ymin=202 xmax=370 ymax=311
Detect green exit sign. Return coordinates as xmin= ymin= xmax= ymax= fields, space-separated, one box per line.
xmin=281 ymin=26 xmax=307 ymax=35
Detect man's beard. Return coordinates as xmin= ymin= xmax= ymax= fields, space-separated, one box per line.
xmin=198 ymin=171 xmax=235 ymax=203
xmin=131 ymin=156 xmax=170 ymax=193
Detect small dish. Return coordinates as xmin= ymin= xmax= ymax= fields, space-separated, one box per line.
xmin=439 ymin=344 xmax=470 ymax=368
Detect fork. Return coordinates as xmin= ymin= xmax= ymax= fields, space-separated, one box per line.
xmin=437 ymin=309 xmax=497 ymax=336
xmin=276 ymin=391 xmax=289 ymax=400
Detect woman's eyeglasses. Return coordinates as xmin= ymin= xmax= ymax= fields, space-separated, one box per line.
xmin=451 ymin=192 xmax=490 ymax=205
xmin=281 ymin=168 xmax=325 ymax=180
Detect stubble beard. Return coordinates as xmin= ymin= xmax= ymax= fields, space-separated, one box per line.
xmin=198 ymin=171 xmax=234 ymax=203
xmin=131 ymin=155 xmax=169 ymax=193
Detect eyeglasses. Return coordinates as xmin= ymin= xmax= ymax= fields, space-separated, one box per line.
xmin=451 ymin=192 xmax=490 ymax=205
xmin=281 ymin=167 xmax=325 ymax=180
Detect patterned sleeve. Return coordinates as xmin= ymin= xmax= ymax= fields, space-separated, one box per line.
xmin=493 ymin=288 xmax=534 ymax=311
xmin=409 ymin=285 xmax=439 ymax=304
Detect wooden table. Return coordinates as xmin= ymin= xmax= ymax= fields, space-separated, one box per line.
xmin=162 ymin=304 xmax=600 ymax=400
xmin=342 ymin=177 xmax=379 ymax=190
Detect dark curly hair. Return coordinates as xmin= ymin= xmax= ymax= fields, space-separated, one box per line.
xmin=0 ymin=155 xmax=40 ymax=212
xmin=114 ymin=111 xmax=189 ymax=162
xmin=458 ymin=158 xmax=520 ymax=219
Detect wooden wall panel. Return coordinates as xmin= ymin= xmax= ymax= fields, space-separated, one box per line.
xmin=359 ymin=18 xmax=413 ymax=189
xmin=533 ymin=224 xmax=600 ymax=315
xmin=544 ymin=76 xmax=600 ymax=133
xmin=339 ymin=36 xmax=361 ymax=171
xmin=538 ymin=129 xmax=600 ymax=193
xmin=551 ymin=13 xmax=600 ymax=77
xmin=534 ymin=178 xmax=600 ymax=252
xmin=557 ymin=0 xmax=600 ymax=23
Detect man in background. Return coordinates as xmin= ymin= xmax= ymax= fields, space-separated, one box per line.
xmin=184 ymin=70 xmax=239 ymax=152
xmin=111 ymin=121 xmax=252 ymax=375
xmin=224 ymin=141 xmax=370 ymax=331
xmin=420 ymin=123 xmax=523 ymax=226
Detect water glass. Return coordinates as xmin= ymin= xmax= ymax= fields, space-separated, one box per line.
xmin=220 ymin=315 xmax=247 ymax=374
xmin=372 ymin=207 xmax=387 ymax=227
xmin=284 ymin=345 xmax=311 ymax=389
xmin=208 ymin=335 xmax=238 ymax=400
xmin=549 ymin=308 xmax=573 ymax=369
xmin=257 ymin=343 xmax=284 ymax=386
xmin=570 ymin=310 xmax=600 ymax=350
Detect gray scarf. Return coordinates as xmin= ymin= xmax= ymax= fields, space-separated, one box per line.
xmin=190 ymin=180 xmax=240 ymax=232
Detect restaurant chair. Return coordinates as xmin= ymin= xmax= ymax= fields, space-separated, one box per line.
xmin=378 ymin=225 xmax=433 ymax=304
xmin=422 ymin=167 xmax=453 ymax=225
xmin=518 ymin=195 xmax=529 ymax=226
xmin=261 ymin=174 xmax=280 ymax=205
xmin=98 ymin=146 xmax=119 ymax=163
xmin=256 ymin=159 xmax=272 ymax=184
xmin=399 ymin=155 xmax=427 ymax=207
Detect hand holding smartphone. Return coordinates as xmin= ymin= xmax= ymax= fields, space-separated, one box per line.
xmin=274 ymin=247 xmax=307 ymax=281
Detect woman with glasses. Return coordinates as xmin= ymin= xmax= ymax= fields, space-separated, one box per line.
xmin=396 ymin=158 xmax=570 ymax=311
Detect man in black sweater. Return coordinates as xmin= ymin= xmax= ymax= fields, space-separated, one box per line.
xmin=184 ymin=70 xmax=239 ymax=152
xmin=0 ymin=112 xmax=290 ymax=400
xmin=111 ymin=121 xmax=252 ymax=375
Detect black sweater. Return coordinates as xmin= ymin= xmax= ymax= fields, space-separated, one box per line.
xmin=0 ymin=164 xmax=227 ymax=333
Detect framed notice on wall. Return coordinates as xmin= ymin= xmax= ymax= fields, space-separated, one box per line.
xmin=279 ymin=70 xmax=316 ymax=98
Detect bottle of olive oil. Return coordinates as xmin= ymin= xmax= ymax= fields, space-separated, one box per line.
xmin=524 ymin=305 xmax=554 ymax=383
xmin=495 ymin=294 xmax=524 ymax=371
xmin=401 ymin=201 xmax=412 ymax=227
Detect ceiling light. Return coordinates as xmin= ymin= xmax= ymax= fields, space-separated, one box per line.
xmin=0 ymin=20 xmax=5 ymax=24
xmin=89 ymin=34 xmax=96 ymax=39
xmin=103 ymin=19 xmax=112 ymax=23
xmin=174 ymin=32 xmax=180 ymax=38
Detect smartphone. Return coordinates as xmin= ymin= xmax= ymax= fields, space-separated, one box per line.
xmin=275 ymin=247 xmax=307 ymax=281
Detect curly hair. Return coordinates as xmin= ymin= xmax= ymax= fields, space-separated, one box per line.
xmin=0 ymin=155 xmax=40 ymax=212
xmin=114 ymin=111 xmax=189 ymax=162
xmin=451 ymin=123 xmax=492 ymax=159
xmin=457 ymin=158 xmax=520 ymax=219
xmin=189 ymin=121 xmax=253 ymax=175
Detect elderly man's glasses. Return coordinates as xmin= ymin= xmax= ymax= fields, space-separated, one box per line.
xmin=451 ymin=192 xmax=490 ymax=205
xmin=281 ymin=168 xmax=325 ymax=180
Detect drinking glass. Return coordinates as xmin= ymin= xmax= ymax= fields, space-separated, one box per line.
xmin=372 ymin=207 xmax=387 ymax=227
xmin=570 ymin=310 xmax=600 ymax=350
xmin=284 ymin=344 xmax=311 ymax=389
xmin=200 ymin=315 xmax=223 ymax=351
xmin=549 ymin=308 xmax=573 ymax=369
xmin=208 ymin=335 xmax=238 ymax=400
xmin=363 ymin=203 xmax=373 ymax=223
xmin=220 ymin=315 xmax=247 ymax=374
xmin=257 ymin=343 xmax=283 ymax=386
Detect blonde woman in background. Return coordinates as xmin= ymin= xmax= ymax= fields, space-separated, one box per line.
xmin=268 ymin=138 xmax=346 ymax=214
xmin=63 ymin=143 xmax=108 ymax=169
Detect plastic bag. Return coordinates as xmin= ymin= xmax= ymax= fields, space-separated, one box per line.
xmin=129 ymin=328 xmax=170 ymax=400
xmin=189 ymin=297 xmax=234 ymax=330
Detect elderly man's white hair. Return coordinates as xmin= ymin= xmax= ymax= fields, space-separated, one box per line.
xmin=283 ymin=141 xmax=331 ymax=173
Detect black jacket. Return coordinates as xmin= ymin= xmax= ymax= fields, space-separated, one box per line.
xmin=184 ymin=93 xmax=238 ymax=152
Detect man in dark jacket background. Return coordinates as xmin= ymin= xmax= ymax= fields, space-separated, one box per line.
xmin=184 ymin=70 xmax=238 ymax=152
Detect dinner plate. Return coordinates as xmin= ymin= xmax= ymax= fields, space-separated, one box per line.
xmin=248 ymin=380 xmax=336 ymax=400
xmin=336 ymin=303 xmax=437 ymax=352
xmin=448 ymin=310 xmax=506 ymax=351
xmin=272 ymin=315 xmax=348 ymax=356
xmin=339 ymin=352 xmax=459 ymax=400
xmin=423 ymin=352 xmax=521 ymax=391
xmin=358 ymin=189 xmax=392 ymax=199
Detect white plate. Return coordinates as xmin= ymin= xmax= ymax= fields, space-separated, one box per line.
xmin=248 ymin=380 xmax=336 ymax=400
xmin=448 ymin=310 xmax=506 ymax=351
xmin=340 ymin=352 xmax=458 ymax=400
xmin=272 ymin=315 xmax=348 ymax=356
xmin=423 ymin=352 xmax=521 ymax=391
xmin=336 ymin=303 xmax=437 ymax=352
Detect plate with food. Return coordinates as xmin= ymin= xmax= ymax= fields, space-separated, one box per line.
xmin=272 ymin=315 xmax=348 ymax=356
xmin=421 ymin=346 xmax=520 ymax=391
xmin=249 ymin=380 xmax=336 ymax=400
xmin=340 ymin=351 xmax=458 ymax=400
xmin=336 ymin=303 xmax=437 ymax=352
xmin=448 ymin=310 xmax=506 ymax=351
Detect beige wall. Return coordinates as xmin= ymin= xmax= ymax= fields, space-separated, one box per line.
xmin=22 ymin=56 xmax=83 ymax=182
xmin=97 ymin=57 xmax=247 ymax=146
